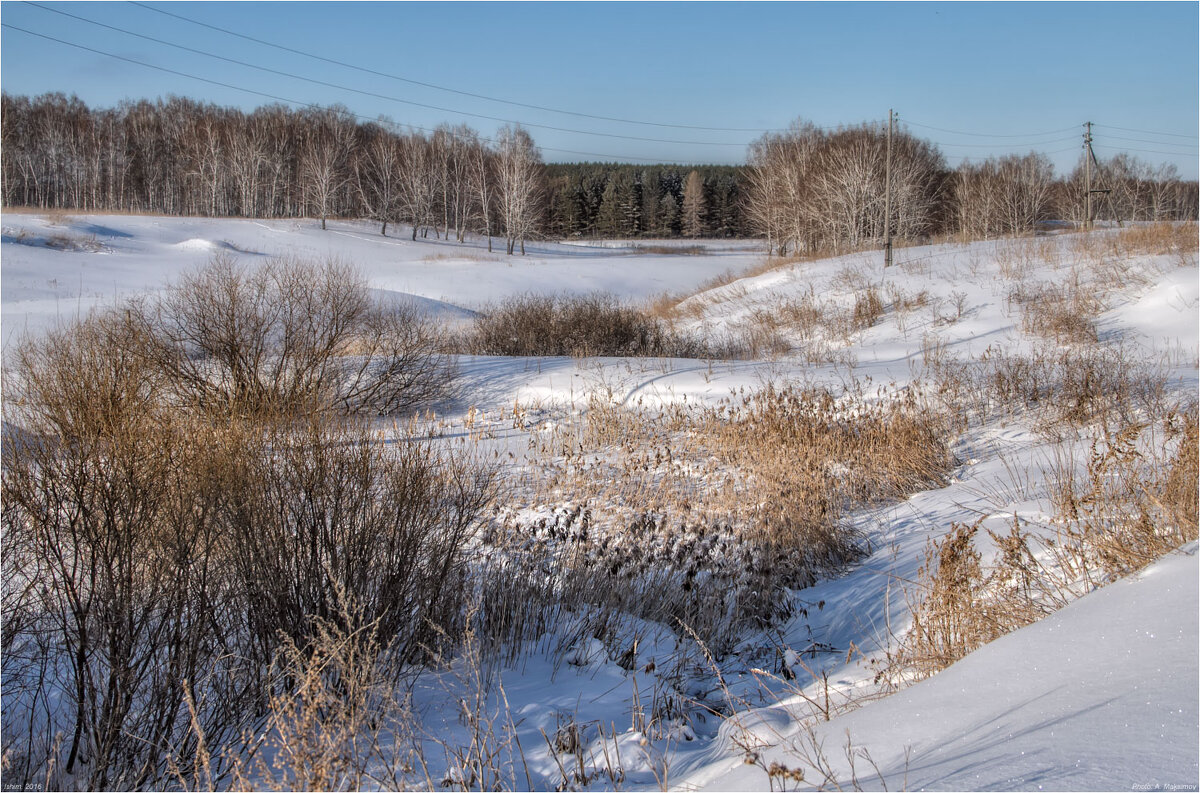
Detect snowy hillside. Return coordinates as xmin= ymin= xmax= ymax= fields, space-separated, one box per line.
xmin=2 ymin=212 xmax=1197 ymax=791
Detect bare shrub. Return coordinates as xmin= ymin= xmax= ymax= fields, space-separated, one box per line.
xmin=2 ymin=279 xmax=493 ymax=788
xmin=980 ymin=344 xmax=1164 ymax=428
xmin=140 ymin=254 xmax=453 ymax=418
xmin=466 ymin=292 xmax=711 ymax=358
xmin=2 ymin=317 xmax=251 ymax=790
xmin=221 ymin=417 xmax=496 ymax=672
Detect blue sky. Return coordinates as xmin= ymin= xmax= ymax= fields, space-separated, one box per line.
xmin=2 ymin=1 xmax=1197 ymax=177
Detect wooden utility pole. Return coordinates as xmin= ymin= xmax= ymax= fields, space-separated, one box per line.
xmin=884 ymin=108 xmax=894 ymax=267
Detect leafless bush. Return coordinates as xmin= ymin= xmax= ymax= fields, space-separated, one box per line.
xmin=2 ymin=279 xmax=493 ymax=788
xmin=221 ymin=417 xmax=495 ymax=672
xmin=979 ymin=343 xmax=1165 ymax=428
xmin=851 ymin=286 xmax=885 ymax=330
xmin=140 ymin=254 xmax=453 ymax=418
xmin=465 ymin=292 xmax=713 ymax=358
xmin=2 ymin=317 xmax=251 ymax=790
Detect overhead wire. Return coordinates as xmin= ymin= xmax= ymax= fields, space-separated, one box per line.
xmin=6 ymin=10 xmax=1196 ymax=169
xmin=1094 ymin=144 xmax=1199 ymax=158
xmin=22 ymin=2 xmax=752 ymax=148
xmin=928 ymin=136 xmax=1079 ymax=149
xmin=1092 ymin=133 xmax=1197 ymax=150
xmin=902 ymin=118 xmax=1080 ymax=138
xmin=125 ymin=0 xmax=786 ymax=135
xmin=0 ymin=22 xmax=712 ymax=164
xmin=1093 ymin=123 xmax=1198 ymax=140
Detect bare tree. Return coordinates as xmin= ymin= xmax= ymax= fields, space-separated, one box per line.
xmin=396 ymin=132 xmax=439 ymax=240
xmin=495 ymin=124 xmax=543 ymax=255
xmin=355 ymin=123 xmax=403 ymax=235
xmin=746 ymin=119 xmax=943 ymax=255
xmin=299 ymin=108 xmax=354 ymax=229
xmin=467 ymin=129 xmax=498 ymax=251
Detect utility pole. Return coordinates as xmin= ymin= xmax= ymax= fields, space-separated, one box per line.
xmin=1082 ymin=121 xmax=1117 ymax=230
xmin=1084 ymin=121 xmax=1093 ymax=230
xmin=884 ymin=108 xmax=894 ymax=267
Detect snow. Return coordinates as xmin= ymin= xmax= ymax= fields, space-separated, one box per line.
xmin=2 ymin=213 xmax=1197 ymax=791
xmin=688 ymin=544 xmax=1199 ymax=792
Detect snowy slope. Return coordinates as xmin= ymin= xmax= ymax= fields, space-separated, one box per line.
xmin=2 ymin=213 xmax=1197 ymax=791
xmin=0 ymin=213 xmax=757 ymax=351
xmin=683 ymin=544 xmax=1199 ymax=792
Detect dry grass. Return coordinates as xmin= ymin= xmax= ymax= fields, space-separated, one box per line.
xmin=887 ymin=406 xmax=1197 ymax=685
xmin=421 ymin=250 xmax=504 ymax=263
xmin=925 ymin=341 xmax=1172 ymax=432
xmin=482 ymin=385 xmax=953 ymax=654
xmin=633 ymin=243 xmax=707 ymax=256
xmin=650 ymin=269 xmax=747 ymax=320
xmin=1010 ymin=277 xmax=1102 ymax=345
xmin=1108 ymin=222 xmax=1198 ymax=258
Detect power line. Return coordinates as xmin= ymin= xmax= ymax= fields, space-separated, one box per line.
xmin=902 ymin=118 xmax=1080 ymax=138
xmin=941 ymin=146 xmax=1082 ymax=164
xmin=22 ymin=3 xmax=752 ymax=149
xmin=1093 ymin=144 xmax=1199 ymax=158
xmin=1093 ymin=123 xmax=1198 ymax=140
xmin=928 ymin=136 xmax=1079 ymax=149
xmin=1092 ymin=133 xmax=1197 ymax=150
xmin=0 ymin=22 xmax=709 ymax=164
xmin=7 ymin=17 xmax=1196 ymax=170
xmin=125 ymin=0 xmax=783 ymax=135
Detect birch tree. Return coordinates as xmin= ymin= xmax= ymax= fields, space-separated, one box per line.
xmin=495 ymin=125 xmax=543 ymax=255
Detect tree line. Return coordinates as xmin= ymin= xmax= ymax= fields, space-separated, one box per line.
xmin=746 ymin=120 xmax=1198 ymax=256
xmin=1 ymin=93 xmax=542 ymax=253
xmin=2 ymin=93 xmax=1196 ymax=252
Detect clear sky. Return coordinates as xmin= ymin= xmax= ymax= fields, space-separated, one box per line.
xmin=2 ymin=1 xmax=1197 ymax=177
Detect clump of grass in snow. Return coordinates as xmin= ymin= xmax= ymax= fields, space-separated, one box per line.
xmin=479 ymin=385 xmax=954 ymax=656
xmin=887 ymin=406 xmax=1197 ymax=686
xmin=1010 ymin=277 xmax=1102 ymax=345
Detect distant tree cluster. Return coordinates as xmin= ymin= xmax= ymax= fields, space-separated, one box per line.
xmin=2 ymin=95 xmax=1195 ymax=249
xmin=542 ymin=163 xmax=747 ymax=238
xmin=746 ymin=119 xmax=1197 ymax=255
xmin=746 ymin=121 xmax=947 ymax=255
xmin=0 ymin=93 xmax=542 ymax=253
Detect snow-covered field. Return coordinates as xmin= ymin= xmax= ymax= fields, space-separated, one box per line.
xmin=2 ymin=212 xmax=1197 ymax=791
